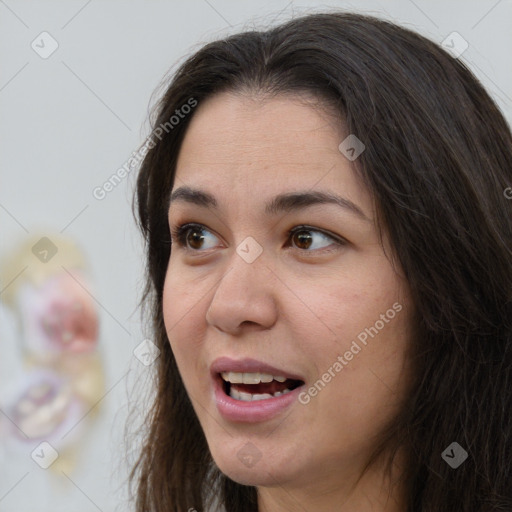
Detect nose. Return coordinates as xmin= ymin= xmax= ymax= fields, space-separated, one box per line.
xmin=205 ymin=249 xmax=278 ymax=335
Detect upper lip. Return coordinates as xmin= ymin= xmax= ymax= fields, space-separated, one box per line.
xmin=210 ymin=357 xmax=305 ymax=382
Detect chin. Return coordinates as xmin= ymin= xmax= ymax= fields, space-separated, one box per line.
xmin=209 ymin=442 xmax=298 ymax=487
xmin=215 ymin=460 xmax=278 ymax=487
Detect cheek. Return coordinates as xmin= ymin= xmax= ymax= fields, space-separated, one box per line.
xmin=162 ymin=267 xmax=208 ymax=381
xmin=325 ymin=256 xmax=408 ymax=340
xmin=162 ymin=264 xmax=197 ymax=337
xmin=304 ymin=312 xmax=411 ymax=465
xmin=303 ymin=263 xmax=411 ymax=414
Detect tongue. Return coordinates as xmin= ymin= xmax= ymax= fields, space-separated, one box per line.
xmin=231 ymin=380 xmax=296 ymax=395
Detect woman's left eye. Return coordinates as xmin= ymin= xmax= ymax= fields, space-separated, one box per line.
xmin=170 ymin=223 xmax=346 ymax=254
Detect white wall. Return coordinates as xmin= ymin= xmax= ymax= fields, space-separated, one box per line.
xmin=0 ymin=1 xmax=510 ymax=511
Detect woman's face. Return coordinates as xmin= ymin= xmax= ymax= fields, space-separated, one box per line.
xmin=163 ymin=91 xmax=413 ymax=496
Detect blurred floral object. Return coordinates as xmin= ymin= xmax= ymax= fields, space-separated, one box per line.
xmin=0 ymin=233 xmax=105 ymax=473
xmin=1 ymin=234 xmax=100 ymax=360
xmin=18 ymin=270 xmax=99 ymax=357
xmin=5 ymin=369 xmax=85 ymax=443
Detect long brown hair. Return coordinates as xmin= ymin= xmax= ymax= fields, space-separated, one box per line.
xmin=130 ymin=11 xmax=512 ymax=511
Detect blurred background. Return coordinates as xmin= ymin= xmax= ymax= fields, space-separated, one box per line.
xmin=0 ymin=1 xmax=510 ymax=510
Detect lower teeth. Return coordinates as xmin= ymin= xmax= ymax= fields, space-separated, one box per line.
xmin=229 ymin=388 xmax=292 ymax=401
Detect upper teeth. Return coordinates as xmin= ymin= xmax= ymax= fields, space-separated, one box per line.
xmin=221 ymin=372 xmax=287 ymax=384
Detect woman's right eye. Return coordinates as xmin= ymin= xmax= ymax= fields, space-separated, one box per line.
xmin=170 ymin=223 xmax=219 ymax=252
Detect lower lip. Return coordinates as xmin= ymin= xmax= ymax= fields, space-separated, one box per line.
xmin=213 ymin=377 xmax=303 ymax=423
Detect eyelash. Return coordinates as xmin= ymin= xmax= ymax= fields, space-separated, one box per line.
xmin=169 ymin=222 xmax=346 ymax=256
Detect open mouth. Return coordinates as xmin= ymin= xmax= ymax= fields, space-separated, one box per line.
xmin=220 ymin=372 xmax=304 ymax=401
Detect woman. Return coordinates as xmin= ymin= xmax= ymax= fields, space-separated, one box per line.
xmin=130 ymin=11 xmax=512 ymax=512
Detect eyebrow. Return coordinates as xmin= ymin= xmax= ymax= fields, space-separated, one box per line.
xmin=168 ymin=186 xmax=371 ymax=222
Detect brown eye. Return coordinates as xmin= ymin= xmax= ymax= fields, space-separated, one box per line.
xmin=171 ymin=224 xmax=219 ymax=252
xmin=186 ymin=227 xmax=206 ymax=250
xmin=291 ymin=230 xmax=314 ymax=250
xmin=288 ymin=226 xmax=344 ymax=252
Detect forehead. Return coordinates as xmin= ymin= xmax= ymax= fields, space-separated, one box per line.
xmin=173 ymin=91 xmax=372 ymax=218
xmin=177 ymin=91 xmax=342 ymax=167
xmin=180 ymin=92 xmax=342 ymax=149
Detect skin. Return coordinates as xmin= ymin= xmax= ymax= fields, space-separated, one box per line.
xmin=163 ymin=91 xmax=414 ymax=511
